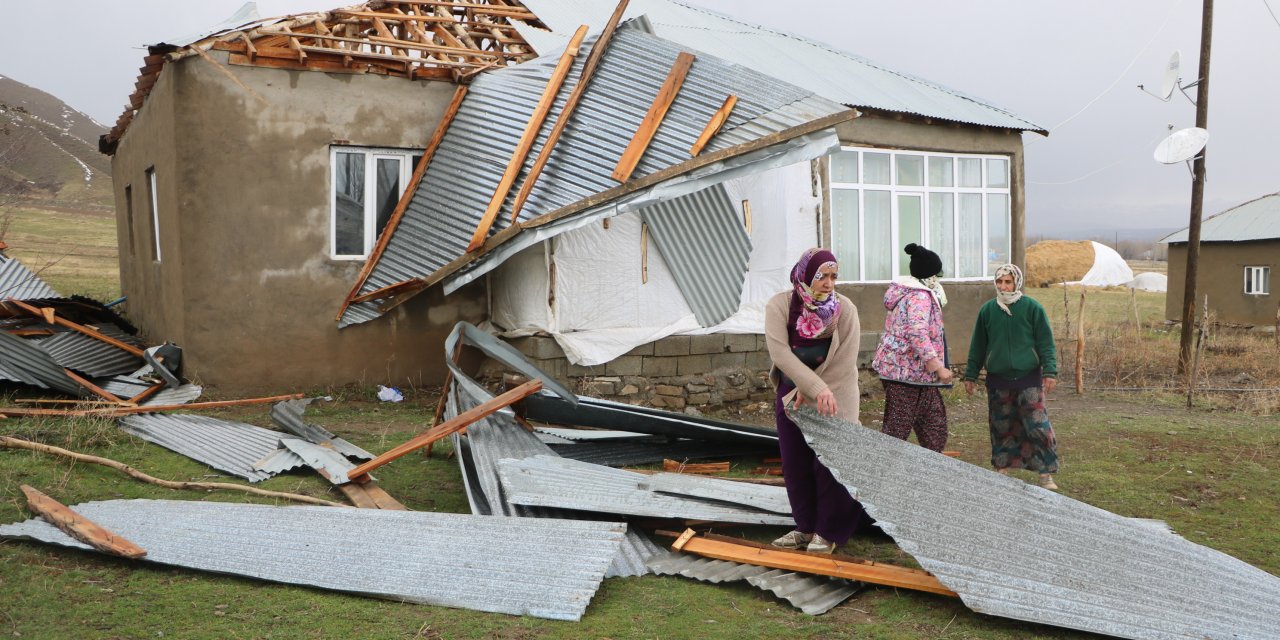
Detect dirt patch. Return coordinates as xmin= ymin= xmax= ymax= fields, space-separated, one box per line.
xmin=1026 ymin=240 xmax=1094 ymax=287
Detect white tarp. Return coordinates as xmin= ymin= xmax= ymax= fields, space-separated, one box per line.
xmin=1127 ymin=272 xmax=1168 ymax=292
xmin=1077 ymin=241 xmax=1135 ymax=287
xmin=489 ymin=160 xmax=819 ymax=365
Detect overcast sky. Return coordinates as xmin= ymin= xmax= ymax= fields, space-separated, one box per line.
xmin=2 ymin=0 xmax=1277 ymax=238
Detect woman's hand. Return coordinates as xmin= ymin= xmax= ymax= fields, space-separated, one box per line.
xmin=936 ymin=368 xmax=954 ymax=383
xmin=1044 ymin=377 xmax=1058 ymax=394
xmin=810 ymin=389 xmax=838 ymax=416
xmin=964 ymin=380 xmax=977 ymax=395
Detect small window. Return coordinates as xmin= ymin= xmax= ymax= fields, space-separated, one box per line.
xmin=145 ymin=168 xmax=160 ymax=262
xmin=331 ymin=146 xmax=422 ymax=259
xmin=124 ymin=185 xmax=135 ymax=256
xmin=1244 ymin=266 xmax=1271 ymax=295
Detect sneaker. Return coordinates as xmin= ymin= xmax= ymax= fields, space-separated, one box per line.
xmin=805 ymin=534 xmax=836 ymax=554
xmin=1039 ymin=474 xmax=1058 ymax=491
xmin=995 ymin=468 xmax=1009 ymax=475
xmin=771 ymin=530 xmax=813 ymax=549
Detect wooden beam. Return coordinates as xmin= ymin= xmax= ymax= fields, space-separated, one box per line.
xmin=21 ymin=485 xmax=147 ymax=559
xmin=63 ymin=369 xmax=127 ymax=405
xmin=3 ymin=299 xmax=145 ymax=357
xmin=611 ymin=51 xmax=695 ymax=182
xmin=345 ymin=380 xmax=542 ymax=482
xmin=670 ymin=529 xmax=958 ymax=597
xmin=465 ymin=25 xmax=589 ymax=252
xmin=0 ymin=393 xmax=305 ymax=418
xmin=336 ymin=85 xmax=469 ymax=321
xmin=126 ymin=382 xmax=166 ymax=405
xmin=689 ymin=94 xmax=737 ymax=157
xmin=507 ymin=0 xmax=630 ymax=222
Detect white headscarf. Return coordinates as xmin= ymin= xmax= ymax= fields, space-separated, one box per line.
xmin=893 ymin=275 xmax=948 ymax=308
xmin=994 ymin=263 xmax=1023 ymax=316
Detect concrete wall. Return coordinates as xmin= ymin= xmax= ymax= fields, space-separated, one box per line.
xmin=1166 ymin=241 xmax=1280 ymax=325
xmin=110 ymin=53 xmax=484 ymax=393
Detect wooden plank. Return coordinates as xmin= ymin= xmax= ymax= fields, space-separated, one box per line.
xmin=62 ymin=369 xmax=127 ymax=405
xmin=689 ymin=94 xmax=737 ymax=157
xmin=258 ymin=29 xmax=517 ymax=59
xmin=228 ymin=52 xmax=371 ymax=74
xmin=669 ymin=529 xmax=958 ymax=597
xmin=21 ymin=485 xmax=147 ymax=559
xmin=335 ymin=481 xmax=380 ymax=508
xmin=611 ymin=51 xmax=695 ymax=183
xmin=0 ymin=393 xmax=306 ymax=418
xmin=3 ymin=298 xmax=145 ymax=357
xmin=507 ymin=0 xmax=631 ymax=222
xmin=336 ymin=84 xmax=469 ymax=321
xmin=662 ymin=459 xmax=729 ymax=474
xmin=126 ymin=382 xmax=166 ymax=405
xmin=360 ymin=483 xmax=410 ymax=510
xmin=426 ymin=338 xmax=466 ymax=457
xmin=466 ymin=25 xmax=589 ymax=252
xmin=346 ymin=380 xmax=542 ymax=482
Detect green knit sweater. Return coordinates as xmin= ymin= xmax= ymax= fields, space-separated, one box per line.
xmin=964 ymin=296 xmax=1058 ymax=381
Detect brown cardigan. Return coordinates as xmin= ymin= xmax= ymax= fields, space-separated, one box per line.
xmin=764 ymin=291 xmax=861 ymax=423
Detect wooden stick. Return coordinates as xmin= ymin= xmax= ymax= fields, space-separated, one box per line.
xmin=0 ymin=437 xmax=348 ymax=508
xmin=1131 ymin=287 xmax=1140 ymax=337
xmin=0 ymin=393 xmax=305 ymax=418
xmin=21 ymin=485 xmax=147 ymax=559
xmin=63 ymin=368 xmax=127 ymax=405
xmin=1188 ymin=294 xmax=1208 ymax=408
xmin=741 ymin=199 xmax=752 ymax=234
xmin=426 ymin=338 xmax=466 ymax=458
xmin=641 ymin=222 xmax=649 ymax=284
xmin=464 ymin=26 xmax=588 ymax=252
xmin=3 ymin=298 xmax=145 ymax=357
xmin=662 ymin=459 xmax=729 ymax=474
xmin=506 ymin=0 xmax=631 ymax=223
xmin=611 ymin=51 xmax=696 ymax=182
xmin=689 ymin=94 xmax=737 ymax=157
xmin=669 ymin=529 xmax=957 ymax=597
xmin=1074 ymin=290 xmax=1085 ymax=395
xmin=346 ymin=380 xmax=542 ymax=482
xmin=126 ymin=382 xmax=166 ymax=405
xmin=337 ymin=85 xmax=470 ymax=321
xmin=191 ymin=45 xmax=268 ymax=106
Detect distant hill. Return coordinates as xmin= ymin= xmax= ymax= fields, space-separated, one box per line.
xmin=0 ymin=73 xmax=112 ymax=208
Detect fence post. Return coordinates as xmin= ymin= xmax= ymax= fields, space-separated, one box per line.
xmin=1075 ymin=289 xmax=1086 ymax=394
xmin=1187 ymin=294 xmax=1208 ymax=408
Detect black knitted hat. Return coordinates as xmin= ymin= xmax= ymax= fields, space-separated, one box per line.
xmin=905 ymin=243 xmax=943 ymax=279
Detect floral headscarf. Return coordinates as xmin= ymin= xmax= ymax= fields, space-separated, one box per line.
xmin=994 ymin=263 xmax=1024 ymax=316
xmin=789 ymin=248 xmax=841 ymax=339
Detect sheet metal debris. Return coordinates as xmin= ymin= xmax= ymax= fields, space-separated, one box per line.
xmin=549 ymin=439 xmax=769 ymax=468
xmin=524 ymin=393 xmax=778 ymax=444
xmin=0 ymin=329 xmax=83 ymax=396
xmin=640 ymin=472 xmax=791 ymax=515
xmin=35 ymin=331 xmax=142 ymax=377
xmin=96 ymin=377 xmax=203 ymax=406
xmin=118 ymin=414 xmax=302 ymax=483
xmin=0 ymin=254 xmax=60 ymax=300
xmin=647 ymin=553 xmax=860 ymax=616
xmin=270 ymin=398 xmax=372 ymax=460
xmin=0 ymin=499 xmax=624 ymax=621
xmin=790 ymin=406 xmax=1280 ymax=640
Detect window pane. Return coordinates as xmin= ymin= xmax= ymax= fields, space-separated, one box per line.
xmin=832 ymin=189 xmax=860 ymax=280
xmin=929 ymin=193 xmax=955 ymax=277
xmin=958 ymin=158 xmax=982 ymax=188
xmin=1265 ymin=268 xmax=1272 ymax=294
xmin=896 ymin=155 xmax=923 ymax=186
xmin=375 ymin=157 xmax=401 ymax=238
xmin=831 ymin=150 xmax=858 ymax=183
xmin=865 ymin=190 xmax=892 ymax=280
xmin=1246 ymin=269 xmax=1255 ymax=294
xmin=864 ymin=152 xmax=891 ymax=185
xmin=987 ymin=194 xmax=1010 ymax=274
xmin=986 ymin=158 xmax=1009 ymax=188
xmin=958 ymin=193 xmax=983 ymax=277
xmin=928 ymin=156 xmax=954 ymax=187
xmin=334 ymin=152 xmax=366 ymax=255
xmin=897 ymin=195 xmax=922 ymax=275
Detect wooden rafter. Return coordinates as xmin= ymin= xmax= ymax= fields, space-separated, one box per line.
xmin=612 ymin=51 xmax=696 ymax=182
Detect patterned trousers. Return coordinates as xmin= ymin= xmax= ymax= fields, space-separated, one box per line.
xmin=987 ymin=386 xmax=1059 ymax=473
xmin=880 ymin=380 xmax=948 ymax=452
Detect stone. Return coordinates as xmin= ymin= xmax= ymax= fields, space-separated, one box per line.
xmin=654 ymin=336 xmax=691 ymax=357
xmin=688 ymin=334 xmax=725 ymax=355
xmin=712 ymin=353 xmax=747 ymax=371
xmin=683 ymin=407 xmax=704 ymax=417
xmin=744 ymin=351 xmax=774 ymax=371
xmin=618 ymin=384 xmax=640 ymax=396
xmin=724 ymin=334 xmax=759 ymax=353
xmin=567 ymin=362 xmax=607 ymax=377
xmin=642 ymin=357 xmax=678 ymax=377
xmin=587 ymin=380 xmax=617 ymax=396
xmin=676 ymin=355 xmax=712 ymax=376
xmin=725 ymin=371 xmax=748 ymax=386
xmin=685 ymin=384 xmax=711 ymax=393
xmin=509 ymin=336 xmax=563 ymax=360
xmin=655 ymin=384 xmax=684 ymax=396
xmin=722 ymin=387 xmax=748 ymax=401
xmin=658 ymin=395 xmax=686 ymax=410
xmin=605 ymin=356 xmax=643 ymax=376
xmin=625 ymin=342 xmax=655 ymax=357
xmin=688 ymin=392 xmax=711 ymax=405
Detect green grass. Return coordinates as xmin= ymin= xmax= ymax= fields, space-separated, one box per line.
xmin=2 ymin=386 xmax=1277 ymax=639
xmin=1 ymin=203 xmax=119 ymax=300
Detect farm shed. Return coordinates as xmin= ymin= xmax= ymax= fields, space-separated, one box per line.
xmin=103 ymin=0 xmax=1045 ymax=394
xmin=1161 ymin=192 xmax=1280 ymax=326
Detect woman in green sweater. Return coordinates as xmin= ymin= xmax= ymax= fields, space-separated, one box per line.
xmin=963 ymin=264 xmax=1061 ymax=490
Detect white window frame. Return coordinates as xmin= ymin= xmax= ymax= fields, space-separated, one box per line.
xmin=146 ymin=167 xmax=161 ymax=262
xmin=828 ymin=146 xmax=1012 ymax=283
xmin=329 ymin=146 xmax=422 ymax=260
xmin=1244 ymin=266 xmax=1270 ymax=295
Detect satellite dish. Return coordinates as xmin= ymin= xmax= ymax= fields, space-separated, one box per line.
xmin=1153 ymin=127 xmax=1209 ymax=164
xmin=1160 ymin=51 xmax=1181 ymax=101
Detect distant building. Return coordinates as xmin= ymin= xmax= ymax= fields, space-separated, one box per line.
xmin=1161 ymin=192 xmax=1279 ymax=326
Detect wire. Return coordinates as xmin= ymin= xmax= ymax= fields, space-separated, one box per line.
xmin=1265 ymin=0 xmax=1280 ymax=29
xmin=1029 ymin=131 xmax=1170 ymax=186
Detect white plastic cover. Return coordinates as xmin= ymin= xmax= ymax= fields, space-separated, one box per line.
xmin=1078 ymin=241 xmax=1135 ymax=287
xmin=1127 ymin=272 xmax=1168 ymax=292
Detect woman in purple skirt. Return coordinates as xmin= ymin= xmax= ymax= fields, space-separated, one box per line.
xmin=764 ymin=248 xmax=867 ymax=554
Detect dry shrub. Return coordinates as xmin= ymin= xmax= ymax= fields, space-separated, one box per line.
xmin=1026 ymin=240 xmax=1094 ymax=287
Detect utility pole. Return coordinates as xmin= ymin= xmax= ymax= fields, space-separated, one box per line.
xmin=1177 ymin=0 xmax=1213 ymax=375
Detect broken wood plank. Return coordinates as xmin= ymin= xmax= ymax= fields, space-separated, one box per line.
xmin=62 ymin=368 xmax=127 ymax=405
xmin=0 ymin=393 xmax=305 ymax=418
xmin=611 ymin=51 xmax=696 ymax=182
xmin=346 ymin=380 xmax=543 ymax=482
xmin=126 ymin=382 xmax=166 ymax=405
xmin=669 ymin=529 xmax=958 ymax=597
xmin=465 ymin=25 xmax=588 ymax=252
xmin=3 ymin=298 xmax=145 ymax=357
xmin=426 ymin=338 xmax=467 ymax=457
xmin=689 ymin=94 xmax=737 ymax=156
xmin=360 ymin=483 xmax=409 ymax=510
xmin=336 ymin=84 xmax=470 ymax=321
xmin=507 ymin=0 xmax=631 ymax=222
xmin=21 ymin=485 xmax=147 ymax=559
xmin=662 ymin=459 xmax=729 ymax=475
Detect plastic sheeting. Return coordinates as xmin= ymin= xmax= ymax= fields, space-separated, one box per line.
xmin=1077 ymin=241 xmax=1135 ymax=287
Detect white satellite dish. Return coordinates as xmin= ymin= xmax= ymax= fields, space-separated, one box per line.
xmin=1160 ymin=51 xmax=1181 ymax=101
xmin=1153 ymin=127 xmax=1209 ymax=164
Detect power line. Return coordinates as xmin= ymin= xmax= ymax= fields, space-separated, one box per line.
xmin=1264 ymin=0 xmax=1280 ymax=29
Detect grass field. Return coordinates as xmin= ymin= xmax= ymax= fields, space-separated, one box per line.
xmin=1 ymin=203 xmax=120 ymax=301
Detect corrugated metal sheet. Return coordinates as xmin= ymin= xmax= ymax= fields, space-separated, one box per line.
xmin=524 ymin=393 xmax=778 ymax=444
xmin=270 ymin=398 xmax=373 ymax=460
xmin=534 ymin=427 xmax=655 ymax=441
xmin=277 ymin=438 xmax=358 ymax=485
xmin=0 ymin=329 xmax=83 ymax=395
xmin=517 ymin=0 xmax=1044 ymax=133
xmin=96 ymin=377 xmax=203 ymax=406
xmin=34 ymin=331 xmax=142 ymax=377
xmin=0 ymin=499 xmax=625 ymax=621
xmin=498 ymin=454 xmax=794 ymax=525
xmin=1161 ymin=192 xmax=1280 ymax=243
xmin=341 ymin=26 xmax=849 ymax=326
xmin=640 ymin=472 xmax=790 ymax=514
xmin=550 ymin=439 xmax=772 ymax=467
xmin=647 ymin=553 xmax=861 ymax=615
xmin=118 ymin=414 xmax=299 ymax=483
xmin=640 ymin=183 xmax=750 ymax=326
xmin=790 ymin=407 xmax=1280 ymax=640
xmin=0 ymin=254 xmax=60 ymax=300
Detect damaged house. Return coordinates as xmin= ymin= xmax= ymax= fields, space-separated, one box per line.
xmin=103 ymin=0 xmax=1045 ymax=394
